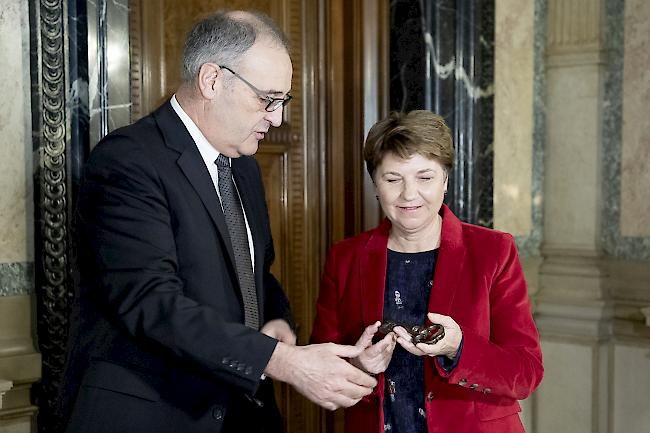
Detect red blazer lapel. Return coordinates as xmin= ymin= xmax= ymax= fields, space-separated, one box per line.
xmin=428 ymin=205 xmax=466 ymax=318
xmin=357 ymin=206 xmax=466 ymax=326
xmin=359 ymin=219 xmax=391 ymax=327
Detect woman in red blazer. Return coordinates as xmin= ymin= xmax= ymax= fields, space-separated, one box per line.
xmin=311 ymin=111 xmax=543 ymax=433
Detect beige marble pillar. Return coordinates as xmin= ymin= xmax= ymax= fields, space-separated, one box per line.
xmin=0 ymin=1 xmax=41 ymax=433
xmin=494 ymin=0 xmax=537 ymax=430
xmin=494 ymin=0 xmax=534 ymax=238
xmin=535 ymin=1 xmax=611 ymax=432
xmin=0 ymin=380 xmax=11 ymax=410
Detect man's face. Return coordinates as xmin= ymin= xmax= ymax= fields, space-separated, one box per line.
xmin=206 ymin=40 xmax=293 ymax=157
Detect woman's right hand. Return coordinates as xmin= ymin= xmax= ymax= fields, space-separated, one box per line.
xmin=350 ymin=321 xmax=397 ymax=374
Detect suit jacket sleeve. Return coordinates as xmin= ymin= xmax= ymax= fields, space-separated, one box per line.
xmin=435 ymin=234 xmax=544 ymax=401
xmin=76 ymin=134 xmax=277 ymax=394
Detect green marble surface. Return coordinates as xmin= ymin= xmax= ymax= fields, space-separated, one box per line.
xmin=0 ymin=262 xmax=34 ymax=296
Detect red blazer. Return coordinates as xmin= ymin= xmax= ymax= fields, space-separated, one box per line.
xmin=311 ymin=205 xmax=543 ymax=433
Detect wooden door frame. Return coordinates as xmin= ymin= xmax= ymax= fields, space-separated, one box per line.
xmin=321 ymin=0 xmax=388 ymax=246
xmin=316 ymin=0 xmax=388 ymax=430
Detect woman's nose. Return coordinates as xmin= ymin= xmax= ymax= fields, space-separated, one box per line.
xmin=401 ymin=180 xmax=417 ymax=200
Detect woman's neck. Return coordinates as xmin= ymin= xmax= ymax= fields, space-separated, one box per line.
xmin=387 ymin=214 xmax=442 ymax=253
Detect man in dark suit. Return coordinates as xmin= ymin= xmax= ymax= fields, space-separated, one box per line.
xmin=58 ymin=10 xmax=376 ymax=433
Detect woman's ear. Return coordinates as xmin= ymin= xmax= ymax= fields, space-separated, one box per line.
xmin=197 ymin=63 xmax=220 ymax=99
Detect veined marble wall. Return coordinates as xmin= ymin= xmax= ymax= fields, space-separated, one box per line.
xmin=0 ymin=2 xmax=40 ymax=433
xmin=533 ymin=0 xmax=650 ymax=432
xmin=0 ymin=0 xmax=34 ymax=295
xmin=493 ymin=0 xmax=545 ymax=258
xmin=388 ymin=0 xmax=495 ymax=227
xmin=620 ymin=0 xmax=650 ymax=237
xmin=494 ymin=0 xmax=534 ymax=237
xmin=602 ymin=0 xmax=650 ymax=258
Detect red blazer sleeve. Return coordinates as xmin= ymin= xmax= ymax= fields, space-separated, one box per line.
xmin=435 ymin=234 xmax=543 ymax=401
xmin=311 ymin=241 xmax=384 ymax=402
xmin=311 ymin=246 xmax=343 ymax=344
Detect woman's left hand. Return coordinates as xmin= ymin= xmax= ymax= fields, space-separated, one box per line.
xmin=393 ymin=312 xmax=462 ymax=359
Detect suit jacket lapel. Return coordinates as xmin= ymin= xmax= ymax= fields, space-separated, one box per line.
xmin=360 ymin=220 xmax=391 ymax=326
xmin=429 ymin=205 xmax=465 ymax=316
xmin=152 ymin=102 xmax=236 ymax=266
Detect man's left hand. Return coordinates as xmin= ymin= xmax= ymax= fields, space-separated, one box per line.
xmin=261 ymin=319 xmax=297 ymax=345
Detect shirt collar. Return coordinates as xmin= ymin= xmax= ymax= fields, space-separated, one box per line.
xmin=170 ymin=94 xmax=229 ymax=169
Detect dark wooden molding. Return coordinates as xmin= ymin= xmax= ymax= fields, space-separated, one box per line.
xmin=324 ymin=0 xmax=386 ymax=246
xmin=29 ymin=1 xmax=74 ymax=432
xmin=129 ymin=0 xmax=166 ymax=119
xmin=319 ymin=1 xmax=388 ymax=431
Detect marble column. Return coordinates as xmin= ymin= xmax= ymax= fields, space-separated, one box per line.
xmin=30 ymin=1 xmax=132 ymax=431
xmin=87 ymin=0 xmax=131 ymax=148
xmin=535 ymin=1 xmax=612 ymax=432
xmin=0 ymin=380 xmax=12 ymax=410
xmin=1 ymin=1 xmax=41 ymax=432
xmin=389 ymin=0 xmax=495 ymax=226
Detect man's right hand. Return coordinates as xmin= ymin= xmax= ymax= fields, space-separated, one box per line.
xmin=264 ymin=342 xmax=377 ymax=410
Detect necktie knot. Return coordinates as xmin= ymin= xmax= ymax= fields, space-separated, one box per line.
xmin=215 ymin=154 xmax=230 ymax=170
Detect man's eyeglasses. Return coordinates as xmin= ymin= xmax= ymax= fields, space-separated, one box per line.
xmin=219 ymin=65 xmax=292 ymax=112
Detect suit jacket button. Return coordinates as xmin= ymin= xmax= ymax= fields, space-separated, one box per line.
xmin=469 ymin=383 xmax=479 ymax=390
xmin=244 ymin=366 xmax=253 ymax=375
xmin=212 ymin=407 xmax=224 ymax=421
xmin=458 ymin=378 xmax=468 ymax=386
xmin=482 ymin=388 xmax=492 ymax=394
xmin=426 ymin=391 xmax=434 ymax=401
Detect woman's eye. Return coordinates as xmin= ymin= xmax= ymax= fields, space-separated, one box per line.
xmin=385 ymin=178 xmax=400 ymax=183
xmin=419 ymin=177 xmax=433 ymax=181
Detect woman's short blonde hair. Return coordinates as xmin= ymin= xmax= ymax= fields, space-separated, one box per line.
xmin=363 ymin=110 xmax=454 ymax=179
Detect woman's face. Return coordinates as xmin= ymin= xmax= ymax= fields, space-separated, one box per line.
xmin=374 ymin=152 xmax=448 ymax=235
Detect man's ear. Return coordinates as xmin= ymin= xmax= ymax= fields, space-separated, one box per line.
xmin=197 ymin=63 xmax=220 ymax=99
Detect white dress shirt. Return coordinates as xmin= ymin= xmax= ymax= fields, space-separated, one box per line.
xmin=170 ymin=95 xmax=255 ymax=269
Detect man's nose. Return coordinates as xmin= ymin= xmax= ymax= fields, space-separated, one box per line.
xmin=265 ymin=106 xmax=284 ymax=128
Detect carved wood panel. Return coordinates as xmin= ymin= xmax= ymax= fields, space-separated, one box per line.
xmin=256 ymin=143 xmax=288 ymax=284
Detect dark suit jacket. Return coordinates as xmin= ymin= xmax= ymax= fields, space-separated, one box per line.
xmin=311 ymin=205 xmax=543 ymax=433
xmin=59 ymin=101 xmax=291 ymax=433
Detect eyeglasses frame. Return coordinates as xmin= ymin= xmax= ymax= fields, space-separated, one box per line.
xmin=218 ymin=65 xmax=292 ymax=112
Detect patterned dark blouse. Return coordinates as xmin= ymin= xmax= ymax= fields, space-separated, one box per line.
xmin=382 ymin=249 xmax=438 ymax=433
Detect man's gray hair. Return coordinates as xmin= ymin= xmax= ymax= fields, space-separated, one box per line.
xmin=181 ymin=10 xmax=289 ymax=83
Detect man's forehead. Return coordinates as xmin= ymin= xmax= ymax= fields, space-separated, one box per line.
xmin=237 ymin=44 xmax=292 ymax=93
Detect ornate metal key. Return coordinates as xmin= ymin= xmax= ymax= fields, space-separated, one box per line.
xmin=376 ymin=320 xmax=445 ymax=344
